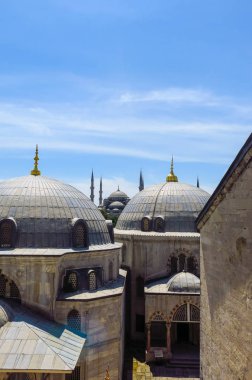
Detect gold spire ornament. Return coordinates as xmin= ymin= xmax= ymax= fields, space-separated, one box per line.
xmin=166 ymin=156 xmax=178 ymax=182
xmin=30 ymin=145 xmax=41 ymax=176
xmin=104 ymin=366 xmax=110 ymax=380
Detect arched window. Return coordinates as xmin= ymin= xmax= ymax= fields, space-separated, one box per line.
xmin=67 ymin=309 xmax=81 ymax=331
xmin=9 ymin=280 xmax=21 ymax=300
xmin=72 ymin=220 xmax=88 ymax=249
xmin=187 ymin=256 xmax=196 ymax=273
xmin=178 ymin=254 xmax=186 ymax=272
xmin=88 ymin=270 xmax=96 ymax=291
xmin=170 ymin=256 xmax=178 ymax=274
xmin=190 ymin=304 xmax=200 ymax=321
xmin=109 ymin=261 xmax=113 ymax=281
xmin=64 ymin=271 xmax=78 ymax=292
xmin=0 ymin=274 xmax=21 ymax=302
xmin=136 ymin=276 xmax=144 ymax=298
xmin=0 ymin=219 xmax=16 ymax=248
xmin=141 ymin=217 xmax=152 ymax=232
xmin=173 ymin=304 xmax=187 ymax=321
xmin=154 ymin=216 xmax=165 ymax=232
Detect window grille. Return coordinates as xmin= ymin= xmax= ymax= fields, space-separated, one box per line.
xmin=141 ymin=217 xmax=151 ymax=232
xmin=136 ymin=276 xmax=144 ymax=298
xmin=0 ymin=275 xmax=6 ymax=297
xmin=170 ymin=256 xmax=178 ymax=274
xmin=178 ymin=254 xmax=186 ymax=272
xmin=190 ymin=304 xmax=200 ymax=321
xmin=73 ymin=223 xmax=86 ymax=248
xmin=68 ymin=272 xmax=78 ymax=291
xmin=0 ymin=220 xmax=13 ymax=248
xmin=187 ymin=257 xmax=196 ymax=273
xmin=88 ymin=270 xmax=96 ymax=291
xmin=10 ymin=281 xmax=21 ymax=301
xmin=66 ymin=366 xmax=80 ymax=380
xmin=109 ymin=262 xmax=113 ymax=281
xmin=173 ymin=304 xmax=187 ymax=321
xmin=67 ymin=309 xmax=81 ymax=331
xmin=152 ymin=313 xmax=164 ymax=321
xmin=155 ymin=217 xmax=165 ymax=232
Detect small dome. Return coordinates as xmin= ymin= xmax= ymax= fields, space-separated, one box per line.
xmin=167 ymin=272 xmax=200 ymax=293
xmin=0 ymin=175 xmax=111 ymax=248
xmin=108 ymin=201 xmax=125 ymax=209
xmin=116 ymin=181 xmax=210 ymax=232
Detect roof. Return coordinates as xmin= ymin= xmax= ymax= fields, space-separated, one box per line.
xmin=145 ymin=272 xmax=200 ymax=295
xmin=0 ymin=300 xmax=85 ymax=373
xmin=116 ymin=182 xmax=210 ymax=232
xmin=0 ymin=175 xmax=111 ymax=247
xmin=196 ymin=133 xmax=252 ymax=229
xmin=108 ymin=189 xmax=128 ymax=199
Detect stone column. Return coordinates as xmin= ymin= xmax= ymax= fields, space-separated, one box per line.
xmin=166 ymin=322 xmax=172 ymax=358
xmin=146 ymin=323 xmax=151 ymax=351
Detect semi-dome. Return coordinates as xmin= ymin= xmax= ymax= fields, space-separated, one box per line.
xmin=167 ymin=271 xmax=200 ymax=294
xmin=116 ymin=180 xmax=210 ymax=232
xmin=0 ymin=175 xmax=111 ymax=248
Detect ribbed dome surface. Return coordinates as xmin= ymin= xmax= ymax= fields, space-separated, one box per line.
xmin=0 ymin=175 xmax=111 ymax=248
xmin=167 ymin=272 xmax=200 ymax=293
xmin=116 ymin=182 xmax=210 ymax=232
xmin=108 ymin=190 xmax=128 ymax=199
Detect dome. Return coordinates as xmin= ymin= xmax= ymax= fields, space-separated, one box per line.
xmin=167 ymin=272 xmax=200 ymax=293
xmin=108 ymin=188 xmax=128 ymax=200
xmin=0 ymin=175 xmax=111 ymax=248
xmin=116 ymin=181 xmax=210 ymax=232
xmin=108 ymin=201 xmax=125 ymax=209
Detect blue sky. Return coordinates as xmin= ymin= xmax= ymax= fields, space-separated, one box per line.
xmin=0 ymin=0 xmax=251 ymax=202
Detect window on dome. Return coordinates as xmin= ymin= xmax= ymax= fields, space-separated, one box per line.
xmin=88 ymin=270 xmax=96 ymax=291
xmin=141 ymin=217 xmax=152 ymax=232
xmin=154 ymin=217 xmax=165 ymax=232
xmin=72 ymin=220 xmax=88 ymax=249
xmin=0 ymin=219 xmax=16 ymax=248
xmin=67 ymin=309 xmax=81 ymax=331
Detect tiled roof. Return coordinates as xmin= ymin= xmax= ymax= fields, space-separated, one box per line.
xmin=0 ymin=300 xmax=85 ymax=372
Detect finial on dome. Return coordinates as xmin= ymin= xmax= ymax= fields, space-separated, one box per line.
xmin=166 ymin=156 xmax=178 ymax=182
xmin=117 ymin=185 xmax=120 ymax=191
xmin=30 ymin=145 xmax=41 ymax=176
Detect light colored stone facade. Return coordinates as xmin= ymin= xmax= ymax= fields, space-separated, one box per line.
xmin=197 ymin=142 xmax=252 ymax=380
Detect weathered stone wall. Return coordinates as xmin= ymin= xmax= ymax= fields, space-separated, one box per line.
xmin=200 ymin=160 xmax=252 ymax=380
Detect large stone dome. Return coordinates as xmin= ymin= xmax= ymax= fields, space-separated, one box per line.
xmin=116 ymin=181 xmax=210 ymax=232
xmin=0 ymin=175 xmax=111 ymax=248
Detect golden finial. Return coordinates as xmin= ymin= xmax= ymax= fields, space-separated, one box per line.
xmin=104 ymin=366 xmax=110 ymax=380
xmin=30 ymin=144 xmax=41 ymax=176
xmin=166 ymin=156 xmax=178 ymax=182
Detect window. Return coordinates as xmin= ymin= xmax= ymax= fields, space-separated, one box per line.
xmin=0 ymin=274 xmax=21 ymax=302
xmin=154 ymin=216 xmax=165 ymax=232
xmin=173 ymin=304 xmax=187 ymax=321
xmin=187 ymin=256 xmax=196 ymax=273
xmin=9 ymin=280 xmax=21 ymax=300
xmin=0 ymin=274 xmax=7 ymax=297
xmin=141 ymin=217 xmax=152 ymax=232
xmin=136 ymin=276 xmax=144 ymax=298
xmin=66 ymin=366 xmax=80 ymax=380
xmin=0 ymin=219 xmax=16 ymax=248
xmin=67 ymin=309 xmax=81 ymax=331
xmin=88 ymin=270 xmax=96 ymax=291
xmin=178 ymin=254 xmax=186 ymax=272
xmin=190 ymin=304 xmax=200 ymax=321
xmin=109 ymin=262 xmax=113 ymax=281
xmin=72 ymin=220 xmax=88 ymax=249
xmin=170 ymin=256 xmax=178 ymax=274
xmin=136 ymin=314 xmax=145 ymax=333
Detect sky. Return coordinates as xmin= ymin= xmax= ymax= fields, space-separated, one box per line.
xmin=0 ymin=0 xmax=251 ymax=203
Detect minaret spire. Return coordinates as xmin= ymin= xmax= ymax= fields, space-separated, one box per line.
xmin=30 ymin=144 xmax=41 ymax=176
xmin=166 ymin=156 xmax=178 ymax=182
xmin=139 ymin=170 xmax=144 ymax=191
xmin=99 ymin=177 xmax=103 ymax=206
xmin=90 ymin=170 xmax=95 ymax=202
xmin=197 ymin=176 xmax=200 ymax=188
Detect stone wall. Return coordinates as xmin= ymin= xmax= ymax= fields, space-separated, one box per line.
xmin=200 ymin=160 xmax=252 ymax=380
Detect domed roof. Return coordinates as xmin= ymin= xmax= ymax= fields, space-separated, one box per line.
xmin=116 ymin=181 xmax=210 ymax=232
xmin=108 ymin=187 xmax=128 ymax=200
xmin=167 ymin=271 xmax=200 ymax=293
xmin=108 ymin=201 xmax=125 ymax=209
xmin=0 ymin=175 xmax=111 ymax=248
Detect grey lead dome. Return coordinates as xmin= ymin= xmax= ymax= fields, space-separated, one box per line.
xmin=0 ymin=175 xmax=111 ymax=248
xmin=116 ymin=181 xmax=210 ymax=232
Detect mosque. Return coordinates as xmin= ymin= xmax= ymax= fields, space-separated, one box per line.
xmin=0 ymin=134 xmax=251 ymax=380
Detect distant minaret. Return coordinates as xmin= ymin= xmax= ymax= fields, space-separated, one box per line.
xmin=197 ymin=176 xmax=200 ymax=188
xmin=90 ymin=170 xmax=94 ymax=202
xmin=99 ymin=177 xmax=103 ymax=206
xmin=139 ymin=170 xmax=144 ymax=191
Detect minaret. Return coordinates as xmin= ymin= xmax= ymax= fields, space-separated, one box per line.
xmin=166 ymin=156 xmax=178 ymax=182
xmin=30 ymin=144 xmax=41 ymax=176
xmin=197 ymin=176 xmax=200 ymax=188
xmin=99 ymin=177 xmax=103 ymax=206
xmin=90 ymin=170 xmax=94 ymax=203
xmin=139 ymin=170 xmax=144 ymax=191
